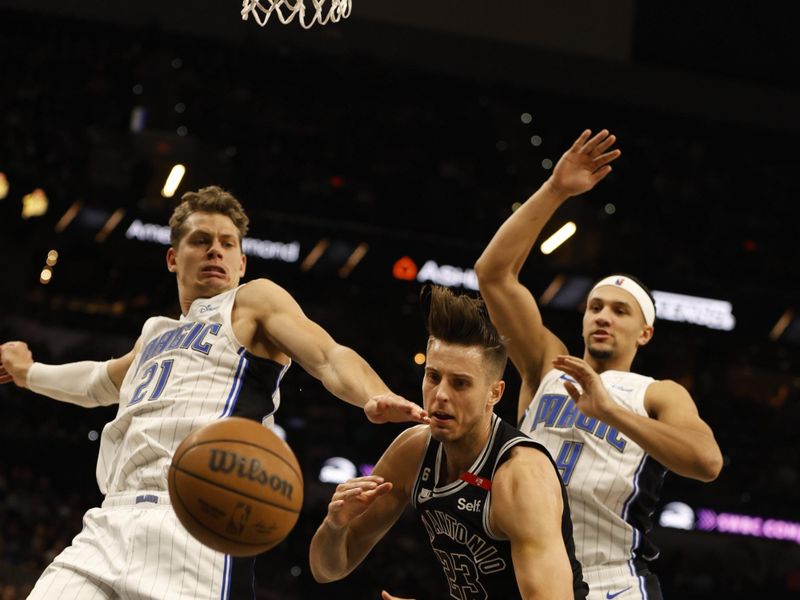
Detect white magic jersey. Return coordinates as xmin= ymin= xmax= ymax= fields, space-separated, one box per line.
xmin=97 ymin=286 xmax=290 ymax=495
xmin=520 ymin=368 xmax=667 ymax=573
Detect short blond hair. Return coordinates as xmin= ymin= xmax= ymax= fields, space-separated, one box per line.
xmin=169 ymin=186 xmax=249 ymax=247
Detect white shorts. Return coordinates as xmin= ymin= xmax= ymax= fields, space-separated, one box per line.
xmin=27 ymin=492 xmax=243 ymax=600
xmin=582 ymin=563 xmax=663 ymax=600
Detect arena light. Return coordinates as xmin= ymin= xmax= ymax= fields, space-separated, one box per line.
xmin=0 ymin=172 xmax=8 ymax=200
xmin=695 ymin=509 xmax=800 ymax=544
xmin=392 ymin=256 xmax=418 ymax=281
xmin=318 ymin=457 xmax=357 ymax=484
xmin=95 ymin=208 xmax=126 ymax=243
xmin=540 ymin=221 xmax=576 ymax=255
xmin=658 ymin=503 xmax=800 ymax=545
xmin=414 ymin=352 xmax=426 ymax=365
xmin=161 ymin=164 xmax=186 ymax=198
xmin=21 ymin=188 xmax=48 ymax=219
xmin=769 ymin=309 xmax=794 ymax=341
xmin=55 ymin=201 xmax=82 ymax=232
xmin=125 ymin=219 xmax=301 ymax=263
xmin=300 ymin=239 xmax=329 ymax=271
xmin=338 ymin=242 xmax=369 ymax=278
xmin=46 ymin=249 xmax=59 ymax=267
xmin=652 ymin=290 xmax=735 ymax=331
xmin=416 ymin=259 xmax=478 ymax=291
xmin=658 ymin=501 xmax=695 ymax=530
xmin=39 ymin=267 xmax=53 ymax=285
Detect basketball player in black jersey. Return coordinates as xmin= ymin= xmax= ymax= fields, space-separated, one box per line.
xmin=310 ymin=286 xmax=588 ymax=599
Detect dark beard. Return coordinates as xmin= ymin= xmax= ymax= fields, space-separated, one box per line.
xmin=587 ymin=346 xmax=613 ymax=361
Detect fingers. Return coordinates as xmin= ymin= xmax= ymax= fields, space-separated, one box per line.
xmin=589 ymin=165 xmax=613 ymax=185
xmin=369 ymin=396 xmax=430 ymax=424
xmin=331 ymin=477 xmax=392 ymax=504
xmin=403 ymin=400 xmax=430 ymax=423
xmin=576 ymin=129 xmax=618 ymax=160
xmin=563 ymin=380 xmax=581 ymax=402
xmin=593 ymin=147 xmax=621 ymax=166
xmin=570 ymin=129 xmax=592 ymax=152
xmin=580 ymin=129 xmax=611 ymax=153
xmin=593 ymin=132 xmax=617 ymax=154
xmin=553 ymin=354 xmax=588 ymax=376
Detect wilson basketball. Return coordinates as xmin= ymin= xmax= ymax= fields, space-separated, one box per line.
xmin=168 ymin=417 xmax=303 ymax=556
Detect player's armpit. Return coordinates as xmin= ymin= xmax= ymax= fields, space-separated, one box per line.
xmin=490 ymin=448 xmax=573 ymax=600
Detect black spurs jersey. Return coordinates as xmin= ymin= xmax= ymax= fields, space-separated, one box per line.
xmin=411 ymin=414 xmax=588 ymax=599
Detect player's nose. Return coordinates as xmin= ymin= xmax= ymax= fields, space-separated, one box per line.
xmin=206 ymin=240 xmax=224 ymax=257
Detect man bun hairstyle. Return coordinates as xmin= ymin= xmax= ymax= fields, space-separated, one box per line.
xmin=169 ymin=186 xmax=250 ymax=247
xmin=423 ymin=285 xmax=507 ymax=379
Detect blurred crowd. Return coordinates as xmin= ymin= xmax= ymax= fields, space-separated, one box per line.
xmin=1 ymin=8 xmax=799 ymax=599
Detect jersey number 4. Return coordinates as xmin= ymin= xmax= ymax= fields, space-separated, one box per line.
xmin=129 ymin=360 xmax=174 ymax=405
xmin=555 ymin=441 xmax=584 ymax=485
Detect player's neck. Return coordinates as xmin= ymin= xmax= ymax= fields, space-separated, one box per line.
xmin=584 ymin=352 xmax=634 ymax=374
xmin=440 ymin=421 xmax=492 ymax=485
xmin=177 ymin=285 xmax=229 ymax=316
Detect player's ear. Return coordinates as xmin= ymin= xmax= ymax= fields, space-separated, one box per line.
xmin=487 ymin=379 xmax=505 ymax=409
xmin=637 ymin=324 xmax=654 ymax=347
xmin=239 ymin=252 xmax=247 ymax=277
xmin=167 ymin=247 xmax=178 ymax=273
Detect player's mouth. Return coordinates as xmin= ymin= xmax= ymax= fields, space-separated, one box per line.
xmin=200 ymin=265 xmax=227 ymax=279
xmin=590 ymin=329 xmax=611 ymax=341
xmin=431 ymin=411 xmax=455 ymax=425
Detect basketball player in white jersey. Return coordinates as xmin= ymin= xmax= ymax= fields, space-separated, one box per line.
xmin=0 ymin=185 xmax=428 ymax=600
xmin=310 ymin=286 xmax=588 ymax=599
xmin=474 ymin=129 xmax=723 ymax=600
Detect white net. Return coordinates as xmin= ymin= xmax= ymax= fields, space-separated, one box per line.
xmin=241 ymin=0 xmax=352 ymax=29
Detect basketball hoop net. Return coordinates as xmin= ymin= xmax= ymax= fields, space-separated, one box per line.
xmin=241 ymin=0 xmax=352 ymax=29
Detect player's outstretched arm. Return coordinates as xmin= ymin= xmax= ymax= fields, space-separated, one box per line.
xmin=309 ymin=426 xmax=426 ymax=582
xmin=554 ymin=354 xmax=723 ymax=481
xmin=475 ymin=130 xmax=620 ymax=419
xmin=0 ymin=340 xmax=136 ymax=407
xmin=491 ymin=447 xmax=575 ymax=600
xmin=238 ymin=279 xmax=428 ymax=424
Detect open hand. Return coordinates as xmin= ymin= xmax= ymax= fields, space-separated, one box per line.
xmin=365 ymin=393 xmax=430 ymax=425
xmin=552 ymin=355 xmax=615 ymax=421
xmin=325 ymin=476 xmax=394 ymax=530
xmin=549 ymin=129 xmax=621 ymax=197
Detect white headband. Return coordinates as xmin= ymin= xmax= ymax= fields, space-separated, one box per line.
xmin=590 ymin=275 xmax=656 ymax=326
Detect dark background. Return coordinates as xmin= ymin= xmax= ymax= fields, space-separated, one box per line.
xmin=1 ymin=1 xmax=799 ymax=598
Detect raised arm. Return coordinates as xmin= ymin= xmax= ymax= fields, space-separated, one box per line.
xmin=491 ymin=447 xmax=574 ymax=600
xmin=0 ymin=340 xmax=138 ymax=406
xmin=554 ymin=355 xmax=723 ymax=481
xmin=475 ymin=129 xmax=621 ymax=419
xmin=309 ymin=425 xmax=427 ymax=582
xmin=237 ymin=279 xmax=427 ymax=424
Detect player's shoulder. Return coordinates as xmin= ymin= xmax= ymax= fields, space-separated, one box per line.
xmin=499 ymin=443 xmax=559 ymax=481
xmin=237 ymin=278 xmax=281 ymax=298
xmin=388 ymin=424 xmax=430 ymax=457
xmin=378 ymin=425 xmax=430 ymax=491
xmin=234 ymin=278 xmax=295 ymax=311
xmin=644 ymin=377 xmax=695 ymax=414
xmin=491 ymin=445 xmax=563 ymax=533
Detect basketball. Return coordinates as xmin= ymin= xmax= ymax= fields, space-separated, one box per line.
xmin=168 ymin=417 xmax=303 ymax=557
